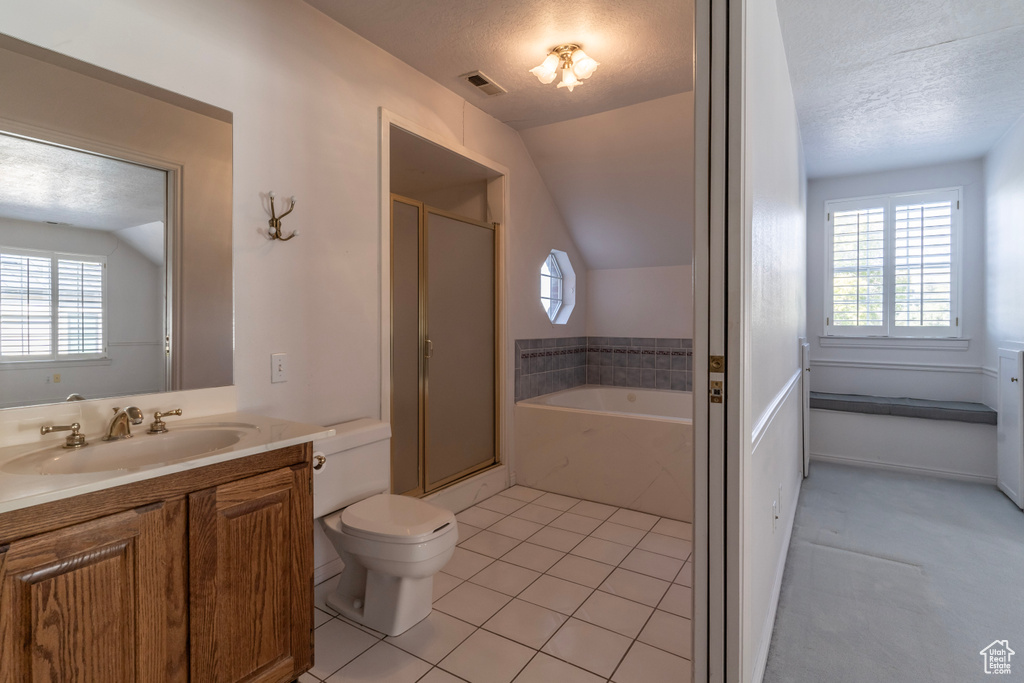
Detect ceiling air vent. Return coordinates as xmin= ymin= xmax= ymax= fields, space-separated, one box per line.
xmin=462 ymin=71 xmax=507 ymax=97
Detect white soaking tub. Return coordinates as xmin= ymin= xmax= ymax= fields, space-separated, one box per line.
xmin=514 ymin=386 xmax=693 ymax=521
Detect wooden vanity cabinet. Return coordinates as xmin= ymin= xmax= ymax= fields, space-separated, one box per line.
xmin=0 ymin=443 xmax=313 ymax=683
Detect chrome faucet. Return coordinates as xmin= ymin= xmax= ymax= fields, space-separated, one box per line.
xmin=103 ymin=406 xmax=144 ymax=441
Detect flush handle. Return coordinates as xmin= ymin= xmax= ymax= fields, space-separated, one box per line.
xmin=424 ymin=339 xmax=433 ymax=359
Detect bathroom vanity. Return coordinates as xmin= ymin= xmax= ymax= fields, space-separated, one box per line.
xmin=0 ymin=412 xmax=331 ymax=683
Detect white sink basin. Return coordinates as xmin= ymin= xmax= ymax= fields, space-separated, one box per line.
xmin=2 ymin=422 xmax=259 ymax=475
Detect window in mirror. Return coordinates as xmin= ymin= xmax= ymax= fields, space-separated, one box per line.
xmin=0 ymin=248 xmax=105 ymax=360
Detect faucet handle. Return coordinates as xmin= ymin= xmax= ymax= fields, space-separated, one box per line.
xmin=40 ymin=422 xmax=88 ymax=449
xmin=148 ymin=409 xmax=183 ymax=434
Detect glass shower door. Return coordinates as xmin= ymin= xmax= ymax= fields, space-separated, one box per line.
xmin=423 ymin=209 xmax=497 ymax=490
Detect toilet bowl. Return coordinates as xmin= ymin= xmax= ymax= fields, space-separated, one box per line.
xmin=320 ymin=492 xmax=457 ymax=636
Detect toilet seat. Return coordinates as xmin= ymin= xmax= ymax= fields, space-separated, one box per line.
xmin=339 ymin=493 xmax=455 ymax=545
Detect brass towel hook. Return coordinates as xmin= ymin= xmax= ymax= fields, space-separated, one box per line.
xmin=267 ymin=191 xmax=299 ymax=241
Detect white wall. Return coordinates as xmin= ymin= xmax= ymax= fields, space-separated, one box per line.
xmin=806 ymin=160 xmax=988 ymax=403
xmin=586 ymin=265 xmax=692 ymax=338
xmin=742 ymin=0 xmax=807 ymax=680
xmin=0 ymin=0 xmax=586 ymax=430
xmin=985 ymin=113 xmax=1024 ymax=407
xmin=0 ymin=218 xmax=164 ymax=406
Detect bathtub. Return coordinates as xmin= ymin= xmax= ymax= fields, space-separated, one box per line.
xmin=514 ymin=386 xmax=693 ymax=521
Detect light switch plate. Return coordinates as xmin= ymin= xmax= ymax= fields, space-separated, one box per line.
xmin=271 ymin=353 xmax=287 ymax=383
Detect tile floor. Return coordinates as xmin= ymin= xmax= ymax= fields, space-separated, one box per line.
xmin=302 ymin=486 xmax=693 ymax=683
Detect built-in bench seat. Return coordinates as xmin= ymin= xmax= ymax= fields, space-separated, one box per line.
xmin=809 ymin=392 xmax=997 ymax=425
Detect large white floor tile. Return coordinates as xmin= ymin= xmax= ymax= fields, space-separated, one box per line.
xmin=574 ymin=590 xmax=654 ymax=638
xmin=548 ymin=512 xmax=602 ymax=535
xmin=568 ymin=500 xmax=618 ymax=520
xmin=607 ymin=509 xmax=659 ymax=531
xmin=658 ymin=584 xmax=692 ymax=618
xmin=637 ymin=532 xmax=692 ymax=561
xmin=457 ymin=523 xmax=483 ymax=543
xmin=542 ymin=618 xmax=632 ymax=678
xmin=433 ymin=571 xmax=464 ymax=601
xmin=314 ymin=607 xmax=333 ymax=629
xmin=439 ymin=629 xmax=534 ymax=683
xmin=324 ymin=641 xmax=430 ymax=683
xmin=488 ymin=516 xmax=544 ymax=541
xmin=512 ymin=653 xmax=605 ymax=683
xmin=570 ymin=536 xmax=632 ymax=565
xmin=651 ymin=518 xmax=693 ymax=541
xmin=314 ymin=575 xmax=341 ymax=615
xmin=620 ymin=548 xmax=684 ymax=581
xmin=418 ymin=669 xmax=466 ymax=683
xmin=500 ymin=486 xmax=545 ymax=502
xmin=483 ymin=598 xmax=566 ymax=649
xmin=546 ymin=554 xmax=615 ymax=589
xmin=511 ymin=503 xmax=563 ymax=525
xmin=309 ymin=619 xmax=379 ymax=680
xmin=591 ymin=521 xmax=647 ymax=547
xmin=599 ymin=568 xmax=670 ymax=608
xmin=533 ymin=492 xmax=580 ymax=511
xmin=674 ymin=561 xmax=693 ymax=587
xmin=477 ymin=496 xmax=527 ymax=515
xmin=612 ymin=641 xmax=692 ymax=683
xmin=443 ymin=547 xmax=494 ymax=580
xmin=527 ymin=526 xmax=585 ymax=553
xmin=638 ymin=610 xmax=692 ymax=659
xmin=517 ymin=575 xmax=593 ymax=615
xmin=457 ymin=506 xmax=506 ymax=529
xmin=500 ymin=542 xmax=565 ymax=573
xmin=469 ymin=560 xmax=541 ymax=597
xmin=297 ymin=673 xmax=319 ymax=683
xmin=433 ymin=582 xmax=511 ymax=626
xmin=384 ymin=611 xmax=476 ymax=664
xmin=459 ymin=530 xmax=521 ymax=559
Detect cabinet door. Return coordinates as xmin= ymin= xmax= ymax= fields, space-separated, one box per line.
xmin=0 ymin=500 xmax=188 ymax=683
xmin=190 ymin=463 xmax=313 ymax=683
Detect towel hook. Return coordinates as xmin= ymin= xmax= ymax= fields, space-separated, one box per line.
xmin=267 ymin=191 xmax=299 ymax=241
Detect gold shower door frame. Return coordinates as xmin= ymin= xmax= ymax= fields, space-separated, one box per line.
xmin=390 ymin=194 xmax=501 ymax=496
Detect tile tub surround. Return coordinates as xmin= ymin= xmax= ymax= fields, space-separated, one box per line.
xmin=307 ymin=485 xmax=694 ymax=683
xmin=515 ymin=337 xmax=693 ymax=401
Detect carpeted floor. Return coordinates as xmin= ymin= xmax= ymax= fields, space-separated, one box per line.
xmin=763 ymin=461 xmax=1024 ymax=683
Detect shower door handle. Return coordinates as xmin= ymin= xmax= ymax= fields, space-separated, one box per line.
xmin=424 ymin=339 xmax=433 ymax=359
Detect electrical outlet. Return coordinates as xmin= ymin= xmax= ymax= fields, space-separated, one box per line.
xmin=271 ymin=353 xmax=287 ymax=383
xmin=53 ymin=373 xmax=61 ymax=383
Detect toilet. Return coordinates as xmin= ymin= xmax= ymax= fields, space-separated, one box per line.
xmin=312 ymin=419 xmax=458 ymax=636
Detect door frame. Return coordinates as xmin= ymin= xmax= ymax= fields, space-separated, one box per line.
xmin=378 ymin=109 xmax=510 ymax=494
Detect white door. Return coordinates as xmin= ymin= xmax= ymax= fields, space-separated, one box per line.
xmin=801 ymin=341 xmax=811 ymax=477
xmin=997 ymin=348 xmax=1024 ymax=509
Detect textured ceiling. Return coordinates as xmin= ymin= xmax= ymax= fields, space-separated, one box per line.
xmin=777 ymin=0 xmax=1024 ymax=178
xmin=520 ymin=93 xmax=693 ymax=269
xmin=305 ymin=0 xmax=693 ymax=129
xmin=0 ymin=133 xmax=166 ymax=230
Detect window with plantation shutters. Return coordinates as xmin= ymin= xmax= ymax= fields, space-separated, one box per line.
xmin=0 ymin=247 xmax=105 ymax=361
xmin=825 ymin=188 xmax=961 ymax=339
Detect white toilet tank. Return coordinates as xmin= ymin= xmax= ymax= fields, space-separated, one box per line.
xmin=312 ymin=418 xmax=391 ymax=519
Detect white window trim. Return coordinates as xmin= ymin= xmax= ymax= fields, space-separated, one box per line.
xmin=541 ymin=249 xmax=576 ymax=325
xmin=824 ymin=187 xmax=963 ymax=340
xmin=0 ymin=246 xmax=108 ymax=364
xmin=541 ymin=252 xmax=563 ymax=322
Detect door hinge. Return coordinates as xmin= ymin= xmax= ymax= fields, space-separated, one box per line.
xmin=956 ymin=317 xmax=959 ymax=326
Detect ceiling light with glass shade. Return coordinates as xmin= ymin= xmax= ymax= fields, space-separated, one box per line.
xmin=529 ymin=44 xmax=599 ymax=92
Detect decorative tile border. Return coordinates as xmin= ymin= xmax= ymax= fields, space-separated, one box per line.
xmin=515 ymin=336 xmax=693 ymax=401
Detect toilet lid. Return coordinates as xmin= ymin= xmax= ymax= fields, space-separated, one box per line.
xmin=341 ymin=493 xmax=455 ymax=541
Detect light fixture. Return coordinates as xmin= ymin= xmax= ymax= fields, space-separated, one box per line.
xmin=529 ymin=44 xmax=600 ymax=92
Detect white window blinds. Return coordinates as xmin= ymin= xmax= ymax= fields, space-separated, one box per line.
xmin=0 ymin=248 xmax=105 ymax=360
xmin=825 ymin=188 xmax=960 ymax=338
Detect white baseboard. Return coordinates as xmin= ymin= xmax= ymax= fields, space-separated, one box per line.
xmin=751 ymin=475 xmax=802 ymax=683
xmin=314 ymin=558 xmax=344 ymax=587
xmin=810 ymin=452 xmax=997 ymax=485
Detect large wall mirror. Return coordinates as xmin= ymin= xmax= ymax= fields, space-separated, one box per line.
xmin=0 ymin=35 xmax=233 ymax=409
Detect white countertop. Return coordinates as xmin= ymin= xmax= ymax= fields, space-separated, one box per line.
xmin=0 ymin=412 xmax=334 ymax=515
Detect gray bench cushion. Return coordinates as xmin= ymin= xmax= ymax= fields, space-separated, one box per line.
xmin=809 ymin=392 xmax=997 ymax=425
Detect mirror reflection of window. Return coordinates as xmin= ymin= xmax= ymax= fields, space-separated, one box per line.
xmin=0 ymin=132 xmax=167 ymax=408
